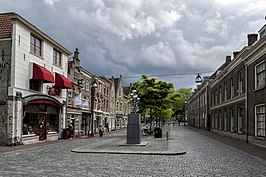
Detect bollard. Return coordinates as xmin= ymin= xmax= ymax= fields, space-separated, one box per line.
xmin=166 ymin=132 xmax=169 ymax=140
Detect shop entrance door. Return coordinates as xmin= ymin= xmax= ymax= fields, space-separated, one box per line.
xmin=38 ymin=113 xmax=47 ymax=141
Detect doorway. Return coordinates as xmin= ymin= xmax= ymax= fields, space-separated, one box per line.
xmin=38 ymin=113 xmax=47 ymax=141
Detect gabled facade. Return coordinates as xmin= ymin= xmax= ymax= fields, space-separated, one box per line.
xmin=114 ymin=75 xmax=124 ymax=129
xmin=0 ymin=12 xmax=72 ymax=145
xmin=99 ymin=76 xmax=111 ymax=130
xmin=80 ymin=66 xmax=93 ymax=135
xmin=67 ymin=48 xmax=88 ymax=137
xmin=109 ymin=76 xmax=116 ymax=130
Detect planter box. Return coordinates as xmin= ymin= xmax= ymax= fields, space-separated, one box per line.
xmin=47 ymin=132 xmax=59 ymax=141
xmin=22 ymin=134 xmax=39 ymax=145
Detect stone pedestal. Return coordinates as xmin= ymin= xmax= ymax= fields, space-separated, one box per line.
xmin=127 ymin=114 xmax=141 ymax=144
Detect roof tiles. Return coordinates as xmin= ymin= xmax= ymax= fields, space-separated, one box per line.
xmin=0 ymin=12 xmax=15 ymax=39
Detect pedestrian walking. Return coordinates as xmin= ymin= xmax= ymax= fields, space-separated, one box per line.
xmin=68 ymin=121 xmax=74 ymax=139
xmin=105 ymin=123 xmax=109 ymax=132
xmin=98 ymin=125 xmax=104 ymax=137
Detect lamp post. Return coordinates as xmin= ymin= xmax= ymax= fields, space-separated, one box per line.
xmin=195 ymin=73 xmax=202 ymax=83
xmin=90 ymin=79 xmax=97 ymax=136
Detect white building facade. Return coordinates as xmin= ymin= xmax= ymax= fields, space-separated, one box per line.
xmin=0 ymin=13 xmax=72 ymax=145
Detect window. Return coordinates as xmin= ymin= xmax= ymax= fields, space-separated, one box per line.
xmin=211 ymin=92 xmax=214 ymax=106
xmin=255 ymin=61 xmax=265 ymax=90
xmin=86 ymin=80 xmax=90 ymax=91
xmin=215 ymin=113 xmax=218 ymax=129
xmin=256 ymin=105 xmax=265 ymax=137
xmin=29 ymin=80 xmax=41 ymax=91
xmin=219 ymin=112 xmax=222 ymax=130
xmin=230 ymin=108 xmax=234 ymax=132
xmin=230 ymin=78 xmax=234 ymax=98
xmin=219 ymin=86 xmax=222 ymax=103
xmin=238 ymin=71 xmax=244 ymax=95
xmin=53 ymin=49 xmax=62 ymax=67
xmin=224 ymin=110 xmax=227 ymax=131
xmin=238 ymin=107 xmax=244 ymax=133
xmin=120 ymin=102 xmax=122 ymax=111
xmin=98 ymin=83 xmax=102 ymax=92
xmin=224 ymin=82 xmax=227 ymax=101
xmin=30 ymin=35 xmax=42 ymax=56
xmin=67 ymin=90 xmax=73 ymax=105
xmin=215 ymin=89 xmax=218 ymax=105
xmin=74 ymin=71 xmax=79 ymax=83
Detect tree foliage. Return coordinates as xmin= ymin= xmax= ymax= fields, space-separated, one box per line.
xmin=130 ymin=75 xmax=175 ymax=123
xmin=130 ymin=76 xmax=192 ymax=124
xmin=171 ymin=88 xmax=192 ymax=120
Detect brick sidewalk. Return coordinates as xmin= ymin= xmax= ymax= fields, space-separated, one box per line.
xmin=0 ymin=129 xmax=119 ymax=153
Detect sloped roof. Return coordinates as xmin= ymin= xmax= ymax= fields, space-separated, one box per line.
xmin=114 ymin=78 xmax=119 ymax=92
xmin=0 ymin=12 xmax=71 ymax=55
xmin=0 ymin=12 xmax=14 ymax=39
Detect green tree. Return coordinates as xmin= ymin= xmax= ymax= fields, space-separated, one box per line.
xmin=130 ymin=75 xmax=175 ymax=127
xmin=171 ymin=88 xmax=192 ymax=121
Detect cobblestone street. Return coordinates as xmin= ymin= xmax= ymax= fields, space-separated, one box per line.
xmin=0 ymin=126 xmax=266 ymax=177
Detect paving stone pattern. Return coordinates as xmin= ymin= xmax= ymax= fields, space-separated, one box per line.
xmin=0 ymin=126 xmax=265 ymax=177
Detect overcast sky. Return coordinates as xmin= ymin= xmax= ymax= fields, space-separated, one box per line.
xmin=1 ymin=0 xmax=266 ymax=89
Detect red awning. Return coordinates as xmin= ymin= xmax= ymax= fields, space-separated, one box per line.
xmin=32 ymin=63 xmax=54 ymax=83
xmin=27 ymin=100 xmax=61 ymax=107
xmin=55 ymin=73 xmax=72 ymax=89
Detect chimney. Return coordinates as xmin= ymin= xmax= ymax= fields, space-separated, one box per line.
xmin=226 ymin=55 xmax=231 ymax=63
xmin=233 ymin=51 xmax=240 ymax=58
xmin=74 ymin=48 xmax=79 ymax=60
xmin=247 ymin=34 xmax=258 ymax=46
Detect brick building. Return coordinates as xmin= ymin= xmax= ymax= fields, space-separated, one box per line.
xmin=188 ymin=24 xmax=266 ymax=147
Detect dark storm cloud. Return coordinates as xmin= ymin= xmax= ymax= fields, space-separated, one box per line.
xmin=1 ymin=0 xmax=266 ymax=88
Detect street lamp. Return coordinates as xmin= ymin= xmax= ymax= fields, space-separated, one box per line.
xmin=184 ymin=100 xmax=188 ymax=126
xmin=90 ymin=79 xmax=98 ymax=136
xmin=195 ymin=73 xmax=202 ymax=83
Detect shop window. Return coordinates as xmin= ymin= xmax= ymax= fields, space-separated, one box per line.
xmin=47 ymin=114 xmax=59 ymax=133
xmin=30 ymin=79 xmax=42 ymax=91
xmin=23 ymin=114 xmax=38 ymax=135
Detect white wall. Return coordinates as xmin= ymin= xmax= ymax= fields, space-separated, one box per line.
xmin=10 ymin=21 xmax=69 ymax=101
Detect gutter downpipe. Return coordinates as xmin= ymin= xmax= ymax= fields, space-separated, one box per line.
xmin=245 ymin=59 xmax=248 ymax=143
